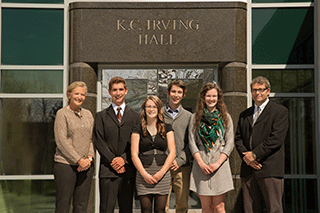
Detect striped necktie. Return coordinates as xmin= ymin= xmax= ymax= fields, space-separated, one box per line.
xmin=252 ymin=106 xmax=261 ymax=126
xmin=250 ymin=106 xmax=261 ymax=149
xmin=117 ymin=107 xmax=122 ymax=124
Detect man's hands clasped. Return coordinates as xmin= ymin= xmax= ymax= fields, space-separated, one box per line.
xmin=111 ymin=157 xmax=126 ymax=174
xmin=242 ymin=151 xmax=262 ymax=170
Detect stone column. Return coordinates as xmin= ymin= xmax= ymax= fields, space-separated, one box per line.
xmin=219 ymin=62 xmax=247 ymax=213
xmin=69 ymin=62 xmax=97 ymax=115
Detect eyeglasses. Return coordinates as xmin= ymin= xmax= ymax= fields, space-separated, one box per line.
xmin=145 ymin=106 xmax=157 ymax=109
xmin=251 ymin=88 xmax=268 ymax=93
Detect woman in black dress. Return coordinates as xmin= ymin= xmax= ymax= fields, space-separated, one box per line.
xmin=131 ymin=95 xmax=176 ymax=213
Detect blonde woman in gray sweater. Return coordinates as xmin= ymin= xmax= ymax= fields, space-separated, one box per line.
xmin=54 ymin=81 xmax=94 ymax=213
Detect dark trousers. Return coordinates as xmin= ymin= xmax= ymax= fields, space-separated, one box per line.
xmin=99 ymin=176 xmax=135 ymax=213
xmin=242 ymin=173 xmax=284 ymax=213
xmin=54 ymin=162 xmax=94 ymax=213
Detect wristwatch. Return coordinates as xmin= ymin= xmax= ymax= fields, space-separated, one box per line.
xmin=253 ymin=153 xmax=257 ymax=160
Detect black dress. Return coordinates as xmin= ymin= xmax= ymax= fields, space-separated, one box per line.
xmin=132 ymin=124 xmax=173 ymax=196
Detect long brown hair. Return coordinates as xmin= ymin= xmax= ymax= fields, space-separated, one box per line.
xmin=194 ymin=82 xmax=229 ymax=131
xmin=140 ymin=95 xmax=166 ymax=138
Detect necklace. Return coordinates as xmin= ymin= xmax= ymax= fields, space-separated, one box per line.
xmin=67 ymin=105 xmax=81 ymax=116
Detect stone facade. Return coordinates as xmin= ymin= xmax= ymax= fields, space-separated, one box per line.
xmin=69 ymin=2 xmax=247 ymax=212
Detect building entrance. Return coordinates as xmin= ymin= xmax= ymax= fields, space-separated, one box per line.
xmin=96 ymin=66 xmax=218 ymax=211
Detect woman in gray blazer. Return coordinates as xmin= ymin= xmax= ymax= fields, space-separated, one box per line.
xmin=189 ymin=82 xmax=234 ymax=213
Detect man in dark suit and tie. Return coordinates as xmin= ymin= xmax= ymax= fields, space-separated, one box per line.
xmin=235 ymin=76 xmax=289 ymax=213
xmin=94 ymin=77 xmax=140 ymax=213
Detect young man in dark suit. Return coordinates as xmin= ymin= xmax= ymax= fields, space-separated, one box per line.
xmin=94 ymin=77 xmax=140 ymax=213
xmin=235 ymin=76 xmax=289 ymax=213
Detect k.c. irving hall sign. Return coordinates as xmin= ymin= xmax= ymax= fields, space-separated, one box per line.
xmin=69 ymin=2 xmax=246 ymax=64
xmin=117 ymin=19 xmax=199 ymax=45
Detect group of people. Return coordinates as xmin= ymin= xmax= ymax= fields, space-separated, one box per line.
xmin=53 ymin=75 xmax=288 ymax=213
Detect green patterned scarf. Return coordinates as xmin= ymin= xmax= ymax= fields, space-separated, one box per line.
xmin=197 ymin=108 xmax=225 ymax=153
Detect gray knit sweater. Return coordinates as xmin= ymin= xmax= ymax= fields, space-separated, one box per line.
xmin=163 ymin=105 xmax=192 ymax=167
xmin=54 ymin=106 xmax=95 ymax=165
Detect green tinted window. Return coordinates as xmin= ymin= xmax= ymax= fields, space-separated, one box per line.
xmin=0 ymin=98 xmax=62 ymax=175
xmin=272 ymin=97 xmax=315 ymax=175
xmin=1 ymin=70 xmax=63 ymax=93
xmin=1 ymin=8 xmax=63 ymax=65
xmin=0 ymin=180 xmax=55 ymax=212
xmin=283 ymin=179 xmax=318 ymax=212
xmin=2 ymin=0 xmax=63 ymax=3
xmin=252 ymin=8 xmax=314 ymax=64
xmin=253 ymin=69 xmax=314 ymax=93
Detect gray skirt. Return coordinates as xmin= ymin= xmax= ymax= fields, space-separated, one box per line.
xmin=136 ymin=158 xmax=171 ymax=196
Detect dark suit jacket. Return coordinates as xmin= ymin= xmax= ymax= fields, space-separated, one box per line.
xmin=235 ymin=100 xmax=289 ymax=179
xmin=93 ymin=105 xmax=140 ymax=178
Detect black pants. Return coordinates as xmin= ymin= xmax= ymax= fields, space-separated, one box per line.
xmin=54 ymin=162 xmax=94 ymax=213
xmin=99 ymin=176 xmax=135 ymax=213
